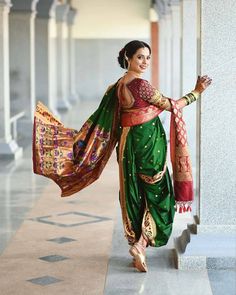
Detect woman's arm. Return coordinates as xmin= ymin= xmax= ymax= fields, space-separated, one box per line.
xmin=145 ymin=75 xmax=212 ymax=111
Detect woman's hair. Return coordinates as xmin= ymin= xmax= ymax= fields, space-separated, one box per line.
xmin=117 ymin=40 xmax=151 ymax=69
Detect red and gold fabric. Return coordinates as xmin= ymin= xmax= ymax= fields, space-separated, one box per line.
xmin=32 ymin=78 xmax=194 ymax=248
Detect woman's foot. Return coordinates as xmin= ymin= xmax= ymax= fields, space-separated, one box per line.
xmin=129 ymin=242 xmax=148 ymax=272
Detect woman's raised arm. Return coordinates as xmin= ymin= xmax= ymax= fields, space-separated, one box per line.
xmin=140 ymin=75 xmax=212 ymax=111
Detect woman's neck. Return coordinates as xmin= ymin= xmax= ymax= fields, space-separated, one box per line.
xmin=125 ymin=70 xmax=142 ymax=78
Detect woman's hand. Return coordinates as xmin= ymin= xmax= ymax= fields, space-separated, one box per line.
xmin=194 ymin=75 xmax=212 ymax=94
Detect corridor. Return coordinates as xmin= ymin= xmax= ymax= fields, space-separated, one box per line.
xmin=0 ymin=0 xmax=235 ymax=294
xmin=0 ymin=101 xmax=235 ymax=295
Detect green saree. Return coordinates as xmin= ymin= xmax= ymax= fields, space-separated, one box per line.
xmin=33 ymin=79 xmax=193 ymax=249
xmin=118 ymin=117 xmax=175 ymax=247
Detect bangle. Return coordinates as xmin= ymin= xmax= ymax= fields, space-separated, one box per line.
xmin=191 ymin=90 xmax=200 ymax=100
xmin=183 ymin=91 xmax=200 ymax=105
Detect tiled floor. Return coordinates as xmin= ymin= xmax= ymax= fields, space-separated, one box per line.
xmin=0 ymin=100 xmax=235 ymax=295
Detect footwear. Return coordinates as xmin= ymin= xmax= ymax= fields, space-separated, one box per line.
xmin=129 ymin=244 xmax=148 ymax=272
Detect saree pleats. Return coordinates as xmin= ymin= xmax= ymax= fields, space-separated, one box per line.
xmin=33 ymin=81 xmax=192 ymax=249
xmin=118 ymin=117 xmax=175 ymax=247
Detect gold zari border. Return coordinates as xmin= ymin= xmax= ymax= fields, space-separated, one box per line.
xmin=139 ymin=163 xmax=167 ymax=184
xmin=118 ymin=127 xmax=136 ymax=245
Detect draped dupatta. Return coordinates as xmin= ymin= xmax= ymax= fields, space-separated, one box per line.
xmin=33 ymin=83 xmax=119 ymax=197
xmin=170 ymin=100 xmax=194 ymax=212
xmin=33 ymin=82 xmax=194 ymax=212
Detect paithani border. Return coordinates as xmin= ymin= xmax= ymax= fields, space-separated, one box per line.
xmin=121 ymin=105 xmax=162 ymax=127
xmin=118 ymin=127 xmax=136 ymax=245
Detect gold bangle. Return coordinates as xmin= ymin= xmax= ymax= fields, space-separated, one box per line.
xmin=184 ymin=97 xmax=189 ymax=106
xmin=183 ymin=91 xmax=200 ymax=105
xmin=191 ymin=90 xmax=200 ymax=100
xmin=183 ymin=93 xmax=192 ymax=105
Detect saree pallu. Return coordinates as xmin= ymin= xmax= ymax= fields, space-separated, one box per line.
xmin=33 ymin=84 xmax=119 ymax=197
xmin=118 ymin=116 xmax=175 ymax=247
xmin=33 ymin=82 xmax=193 ymax=248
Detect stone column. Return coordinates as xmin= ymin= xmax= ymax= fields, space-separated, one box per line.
xmin=180 ymin=0 xmax=198 ymax=211
xmin=156 ymin=1 xmax=172 ymax=96
xmin=170 ymin=1 xmax=181 ymax=98
xmin=9 ymin=0 xmax=39 ymax=139
xmin=67 ymin=7 xmax=79 ymax=104
xmin=0 ymin=0 xmax=22 ymax=159
xmin=174 ymin=0 xmax=236 ymax=270
xmin=35 ymin=0 xmax=59 ymax=117
xmin=55 ymin=3 xmax=71 ymax=111
xmin=158 ymin=15 xmax=166 ymax=93
xmin=164 ymin=12 xmax=172 ymax=97
xmin=156 ymin=2 xmax=172 ymax=136
xmin=150 ymin=7 xmax=159 ymax=88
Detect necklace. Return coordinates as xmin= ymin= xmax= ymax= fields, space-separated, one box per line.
xmin=125 ymin=70 xmax=141 ymax=79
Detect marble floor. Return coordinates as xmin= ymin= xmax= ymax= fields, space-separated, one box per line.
xmin=0 ymin=100 xmax=235 ymax=295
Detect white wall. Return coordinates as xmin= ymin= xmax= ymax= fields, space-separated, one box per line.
xmin=70 ymin=0 xmax=151 ymax=100
xmin=72 ymin=0 xmax=150 ymax=39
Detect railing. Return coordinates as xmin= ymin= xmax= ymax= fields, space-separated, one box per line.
xmin=10 ymin=111 xmax=25 ymax=140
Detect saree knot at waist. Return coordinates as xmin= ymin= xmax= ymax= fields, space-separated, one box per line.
xmin=121 ymin=105 xmax=162 ymax=127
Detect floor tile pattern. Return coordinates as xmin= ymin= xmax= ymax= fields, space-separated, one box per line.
xmin=47 ymin=237 xmax=77 ymax=244
xmin=39 ymin=254 xmax=69 ymax=263
xmin=28 ymin=211 xmax=111 ymax=227
xmin=27 ymin=276 xmax=62 ymax=286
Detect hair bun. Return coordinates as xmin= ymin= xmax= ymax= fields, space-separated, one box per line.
xmin=117 ymin=47 xmax=126 ymax=69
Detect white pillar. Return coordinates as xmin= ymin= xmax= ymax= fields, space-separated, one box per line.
xmin=9 ymin=0 xmax=38 ymax=140
xmin=174 ymin=0 xmax=236 ymax=270
xmin=180 ymin=0 xmax=198 ymax=212
xmin=35 ymin=0 xmax=59 ymax=117
xmin=67 ymin=7 xmax=79 ymax=104
xmin=156 ymin=3 xmax=172 ymax=137
xmin=170 ymin=3 xmax=181 ymax=98
xmin=164 ymin=13 xmax=172 ymax=97
xmin=0 ymin=0 xmax=22 ymax=159
xmin=56 ymin=4 xmax=71 ymax=111
xmin=158 ymin=16 xmax=166 ymax=94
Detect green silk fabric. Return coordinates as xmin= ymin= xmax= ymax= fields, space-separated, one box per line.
xmin=119 ymin=116 xmax=175 ymax=247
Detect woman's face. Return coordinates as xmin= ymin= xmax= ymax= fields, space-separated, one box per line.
xmin=128 ymin=47 xmax=151 ymax=74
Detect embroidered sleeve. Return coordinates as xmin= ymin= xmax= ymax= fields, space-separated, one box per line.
xmin=139 ymin=80 xmax=170 ymax=110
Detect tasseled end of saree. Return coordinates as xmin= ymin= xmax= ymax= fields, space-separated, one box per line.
xmin=175 ymin=201 xmax=192 ymax=213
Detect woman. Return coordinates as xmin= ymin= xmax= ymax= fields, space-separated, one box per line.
xmin=33 ymin=40 xmax=212 ymax=273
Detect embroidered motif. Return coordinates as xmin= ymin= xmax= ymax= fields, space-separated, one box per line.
xmin=142 ymin=208 xmax=157 ymax=246
xmin=138 ymin=80 xmax=165 ymax=106
xmin=177 ymin=156 xmax=191 ymax=173
xmin=139 ymin=163 xmax=167 ymax=184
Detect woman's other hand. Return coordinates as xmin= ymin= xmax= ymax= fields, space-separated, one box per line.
xmin=194 ymin=75 xmax=212 ymax=94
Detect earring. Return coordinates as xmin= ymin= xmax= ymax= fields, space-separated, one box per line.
xmin=124 ymin=51 xmax=129 ymax=69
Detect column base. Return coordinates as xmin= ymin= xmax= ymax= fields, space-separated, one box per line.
xmin=173 ymin=222 xmax=236 ymax=270
xmin=57 ymin=99 xmax=71 ymax=111
xmin=0 ymin=140 xmax=23 ymax=160
xmin=68 ymin=92 xmax=79 ymax=104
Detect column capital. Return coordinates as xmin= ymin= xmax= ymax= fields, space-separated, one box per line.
xmin=0 ymin=0 xmax=11 ymax=7
xmin=11 ymin=0 xmax=39 ymax=12
xmin=67 ymin=7 xmax=77 ymax=26
xmin=154 ymin=0 xmax=171 ymax=19
xmin=149 ymin=7 xmax=159 ymax=22
xmin=56 ymin=3 xmax=69 ymax=23
xmin=36 ymin=0 xmax=58 ymax=19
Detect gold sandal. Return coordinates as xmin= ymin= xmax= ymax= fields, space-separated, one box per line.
xmin=129 ymin=244 xmax=148 ymax=272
